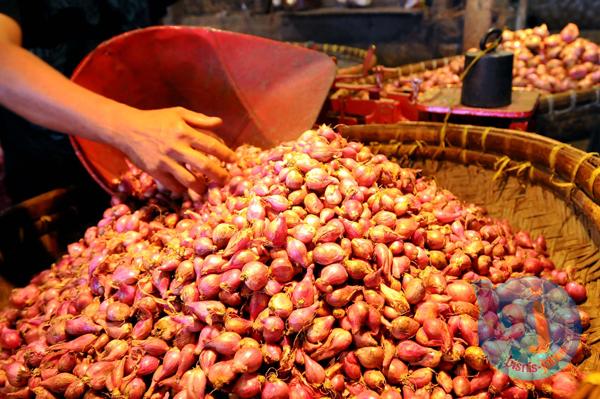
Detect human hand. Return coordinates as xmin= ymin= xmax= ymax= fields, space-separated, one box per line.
xmin=112 ymin=106 xmax=236 ymax=195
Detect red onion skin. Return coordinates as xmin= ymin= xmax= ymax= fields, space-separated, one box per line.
xmin=291 ymin=224 xmax=316 ymax=244
xmin=205 ymin=332 xmax=240 ymax=357
xmin=199 ymin=349 xmax=217 ymax=373
xmin=262 ymin=378 xmax=289 ymax=399
xmin=453 ymin=376 xmax=471 ymax=397
xmin=345 ymin=259 xmax=374 ymax=280
xmin=502 ymin=303 xmax=526 ymax=324
xmin=232 ymin=373 xmax=264 ymax=399
xmin=186 ymin=301 xmax=225 ymax=325
xmin=389 ymin=316 xmax=419 ymax=340
xmin=64 ymin=380 xmax=86 ymax=399
xmin=464 ymin=346 xmax=489 ymax=371
xmin=500 ymin=387 xmax=528 ymax=399
xmin=314 ymin=222 xmax=344 ymax=244
xmin=364 ymin=370 xmax=386 ymax=390
xmin=137 ymin=356 xmax=160 ymax=377
xmin=355 ymin=390 xmax=381 ymax=399
xmin=225 ymin=316 xmax=253 ymax=336
xmin=52 ymin=333 xmax=97 ymax=353
xmin=455 ymin=314 xmax=479 ymax=346
xmin=404 ymin=278 xmax=426 ymax=304
xmin=266 ymin=216 xmax=287 ymax=247
xmin=287 ymin=238 xmax=309 ymax=268
xmin=241 ymin=261 xmax=269 ymax=291
xmin=351 ymin=238 xmax=374 ymax=259
xmin=380 ymin=387 xmax=403 ymax=399
xmin=347 ymin=301 xmax=370 ymax=334
xmin=385 ymin=358 xmax=408 ymax=385
xmin=100 ymin=339 xmax=129 ymax=361
xmin=269 ymin=257 xmax=297 ymax=283
xmin=292 ymin=266 xmax=316 ymax=308
xmin=446 ymin=281 xmax=477 ymax=303
xmin=181 ymin=368 xmax=206 ymax=399
xmin=207 ymin=360 xmax=237 ymax=390
xmin=311 ymin=328 xmax=352 ymax=361
xmin=262 ymin=316 xmax=285 ymax=343
xmin=395 ymin=340 xmax=431 ymax=363
xmin=194 ymin=325 xmax=219 ymax=354
xmin=288 ymin=379 xmax=314 ymax=399
xmin=408 ymin=368 xmax=433 ymax=388
xmin=5 ymin=362 xmax=30 ymax=387
xmin=176 ymin=344 xmax=197 ymax=378
xmin=302 ymin=352 xmax=326 ymax=384
xmin=0 ymin=327 xmax=22 ymax=350
xmin=469 ymin=370 xmax=493 ymax=394
xmin=437 ymin=371 xmax=453 ymax=393
xmin=374 ymin=243 xmax=393 ymax=279
xmin=551 ymin=371 xmax=580 ymax=399
xmin=565 ymin=281 xmax=587 ymax=303
xmin=489 ymin=370 xmax=509 ymax=394
xmin=262 ymin=343 xmax=283 ymax=365
xmin=363 ymin=290 xmax=385 ymax=310
xmin=380 ymin=283 xmax=410 ymax=315
xmin=423 ymin=318 xmax=452 ymax=352
xmin=306 ymin=316 xmax=335 ymax=344
xmin=317 ymin=263 xmax=348 ymax=288
xmin=233 ymin=347 xmax=263 ymax=373
xmin=341 ymin=352 xmax=362 ymax=380
xmin=287 ymin=302 xmax=320 ymax=333
xmin=86 ymin=361 xmax=114 ymax=391
xmin=354 ymin=331 xmax=379 ymax=348
xmin=355 ymin=346 xmax=384 ymax=369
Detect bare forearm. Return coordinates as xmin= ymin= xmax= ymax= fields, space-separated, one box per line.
xmin=0 ymin=42 xmax=131 ymax=148
xmin=0 ymin=14 xmax=235 ymax=194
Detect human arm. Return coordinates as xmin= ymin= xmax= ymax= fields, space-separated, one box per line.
xmin=0 ymin=13 xmax=235 ymax=195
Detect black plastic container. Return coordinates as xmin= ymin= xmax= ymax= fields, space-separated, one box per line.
xmin=461 ymin=28 xmax=514 ymax=108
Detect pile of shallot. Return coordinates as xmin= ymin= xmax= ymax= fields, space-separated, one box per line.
xmin=384 ymin=23 xmax=600 ymax=94
xmin=0 ymin=126 xmax=590 ymax=399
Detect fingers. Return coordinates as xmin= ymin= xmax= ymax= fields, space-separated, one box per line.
xmin=186 ymin=126 xmax=236 ymax=163
xmin=176 ymin=108 xmax=236 ymax=163
xmin=187 ymin=179 xmax=207 ymax=200
xmin=153 ymin=170 xmax=186 ymax=196
xmin=170 ymin=146 xmax=230 ymax=185
xmin=177 ymin=107 xmax=222 ymax=128
xmin=161 ymin=158 xmax=207 ymax=195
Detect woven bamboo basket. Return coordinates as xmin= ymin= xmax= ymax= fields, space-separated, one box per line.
xmin=340 ymin=121 xmax=600 ymax=372
xmin=288 ymin=42 xmax=377 ymax=72
xmin=387 ymin=56 xmax=600 ymax=141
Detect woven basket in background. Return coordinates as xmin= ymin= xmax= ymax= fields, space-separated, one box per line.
xmin=288 ymin=42 xmax=377 ymax=71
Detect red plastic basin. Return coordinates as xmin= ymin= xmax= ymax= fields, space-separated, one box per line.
xmin=70 ymin=26 xmax=336 ymax=194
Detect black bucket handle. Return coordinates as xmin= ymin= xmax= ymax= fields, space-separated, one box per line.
xmin=480 ymin=28 xmax=503 ymax=51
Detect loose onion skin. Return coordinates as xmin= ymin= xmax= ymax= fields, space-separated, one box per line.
xmin=0 ymin=126 xmax=588 ymax=399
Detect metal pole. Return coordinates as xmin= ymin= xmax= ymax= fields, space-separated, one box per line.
xmin=515 ymin=0 xmax=528 ymax=30
xmin=463 ymin=0 xmax=493 ymax=50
